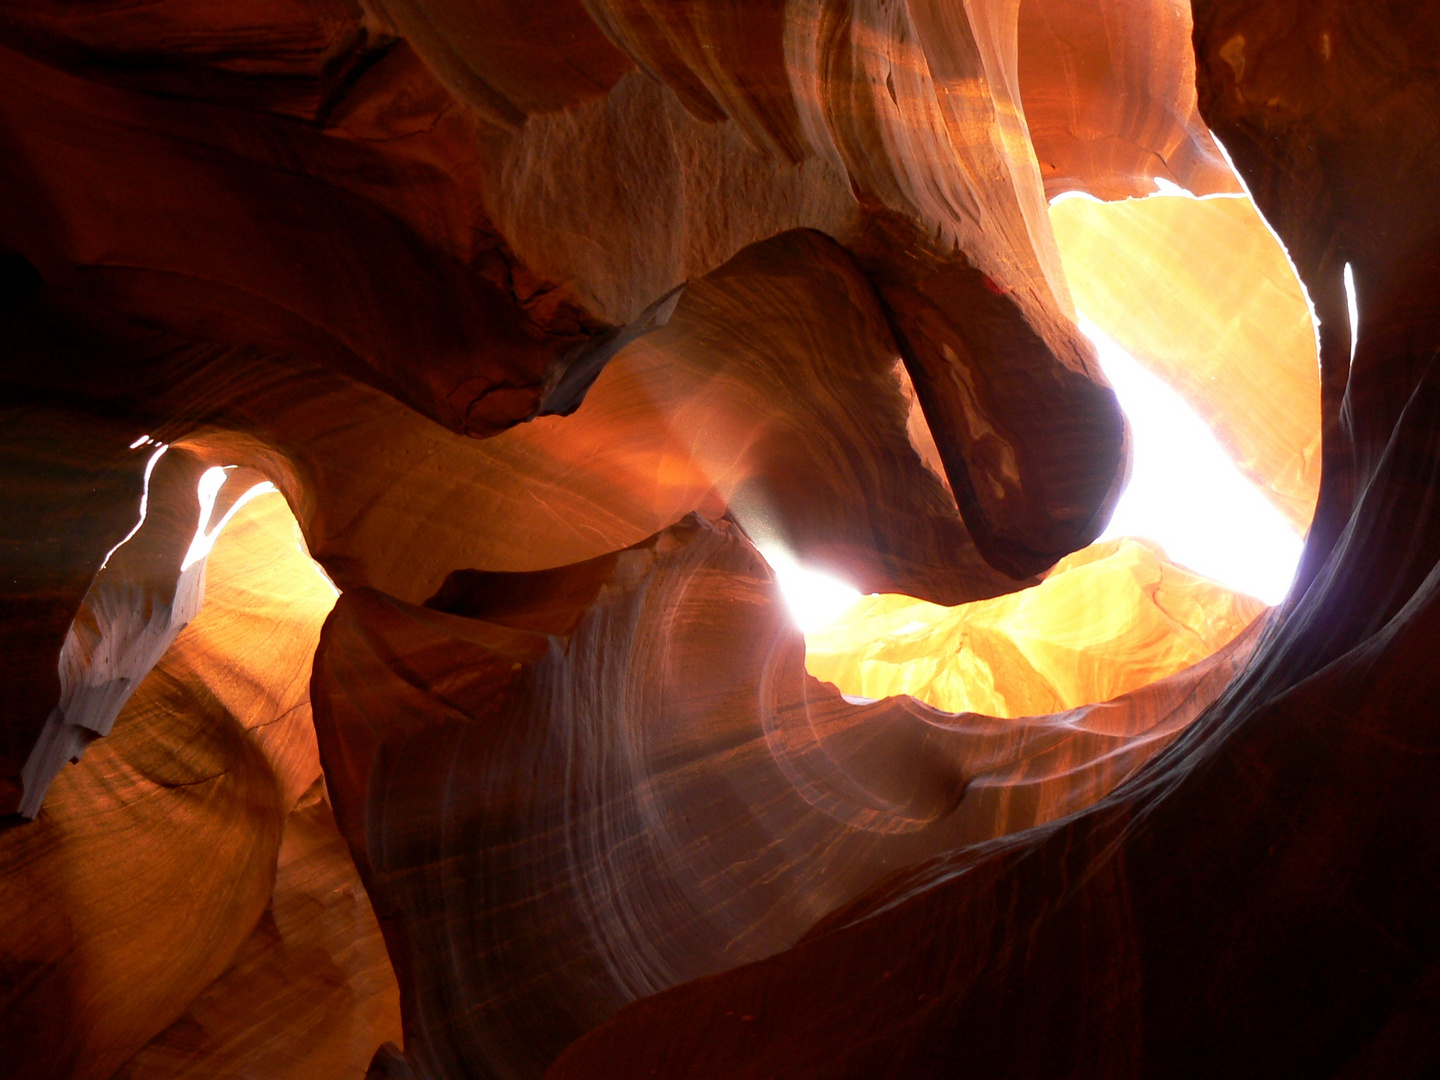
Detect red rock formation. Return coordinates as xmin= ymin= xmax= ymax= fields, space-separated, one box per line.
xmin=313 ymin=514 xmax=1263 ymax=1079
xmin=1017 ymin=0 xmax=1242 ymax=200
xmin=113 ymin=779 xmax=401 ymax=1080
xmin=540 ymin=5 xmax=1440 ymax=1077
xmin=0 ymin=407 xmax=146 ymax=813
xmin=4 ymin=0 xmax=1434 ymax=1077
xmin=0 ymin=490 xmax=354 ymax=1079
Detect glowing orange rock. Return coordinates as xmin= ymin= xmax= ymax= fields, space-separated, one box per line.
xmin=0 ymin=489 xmax=349 ymax=1080
xmin=805 ymin=537 xmax=1266 ymax=718
xmin=9 ymin=1 xmax=1432 ymax=1077
xmin=312 ymin=515 xmax=1262 ymax=1079
xmin=114 ymin=780 xmax=400 ymax=1080
xmin=1017 ymin=0 xmax=1243 ymax=201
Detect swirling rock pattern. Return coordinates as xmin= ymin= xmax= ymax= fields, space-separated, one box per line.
xmin=541 ymin=4 xmax=1440 ymax=1077
xmin=0 ymin=491 xmax=341 ymax=1079
xmin=1017 ymin=0 xmax=1242 ymax=201
xmin=313 ymin=515 xmax=1262 ymax=1079
xmin=3 ymin=0 xmax=1431 ymax=1077
xmin=113 ymin=779 xmax=401 ymax=1080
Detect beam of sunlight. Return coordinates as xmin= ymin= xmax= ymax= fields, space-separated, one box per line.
xmin=726 ymin=489 xmax=865 ymax=632
xmin=1083 ymin=317 xmax=1304 ymax=606
xmin=754 ymin=543 xmax=862 ymax=633
xmin=180 ymin=466 xmax=278 ymax=571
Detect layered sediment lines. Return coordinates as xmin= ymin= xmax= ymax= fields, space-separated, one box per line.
xmin=313 ymin=516 xmax=1264 ymax=1079
xmin=8 ymin=1 xmax=1422 ymax=1078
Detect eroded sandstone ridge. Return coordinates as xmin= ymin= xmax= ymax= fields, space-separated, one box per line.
xmin=2 ymin=0 xmax=1434 ymax=1077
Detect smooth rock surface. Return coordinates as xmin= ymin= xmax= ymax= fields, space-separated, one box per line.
xmin=5 ymin=0 xmax=1431 ymax=1077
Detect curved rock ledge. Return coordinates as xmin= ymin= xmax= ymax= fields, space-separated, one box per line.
xmin=3 ymin=0 xmax=1433 ymax=1076
xmin=313 ymin=514 xmax=1260 ymax=1080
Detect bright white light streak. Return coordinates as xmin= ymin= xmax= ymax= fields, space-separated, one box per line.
xmin=128 ymin=434 xmax=153 ymax=449
xmin=755 ymin=544 xmax=862 ymax=632
xmin=1344 ymin=262 xmax=1359 ymax=367
xmin=1083 ymin=318 xmax=1304 ymax=606
xmin=99 ymin=442 xmax=170 ymax=571
xmin=180 ymin=466 xmax=278 ymax=571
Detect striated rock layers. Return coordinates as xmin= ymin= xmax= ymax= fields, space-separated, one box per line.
xmin=2 ymin=0 xmax=1434 ymax=1078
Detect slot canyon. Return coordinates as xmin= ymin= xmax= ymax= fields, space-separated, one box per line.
xmin=1 ymin=1 xmax=1438 ymax=1077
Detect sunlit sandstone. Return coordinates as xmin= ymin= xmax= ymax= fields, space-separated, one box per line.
xmin=3 ymin=0 xmax=1436 ymax=1077
xmin=1050 ymin=191 xmax=1322 ymax=533
xmin=806 ymin=537 xmax=1265 ymax=717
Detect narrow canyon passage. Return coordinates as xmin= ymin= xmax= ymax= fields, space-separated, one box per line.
xmin=2 ymin=2 xmax=1438 ymax=1079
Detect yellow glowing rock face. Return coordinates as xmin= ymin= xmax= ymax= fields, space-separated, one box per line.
xmin=1049 ymin=193 xmax=1322 ymax=534
xmin=806 ymin=193 xmax=1310 ymax=722
xmin=804 ymin=538 xmax=1264 ymax=718
xmin=186 ymin=489 xmax=342 ymax=800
